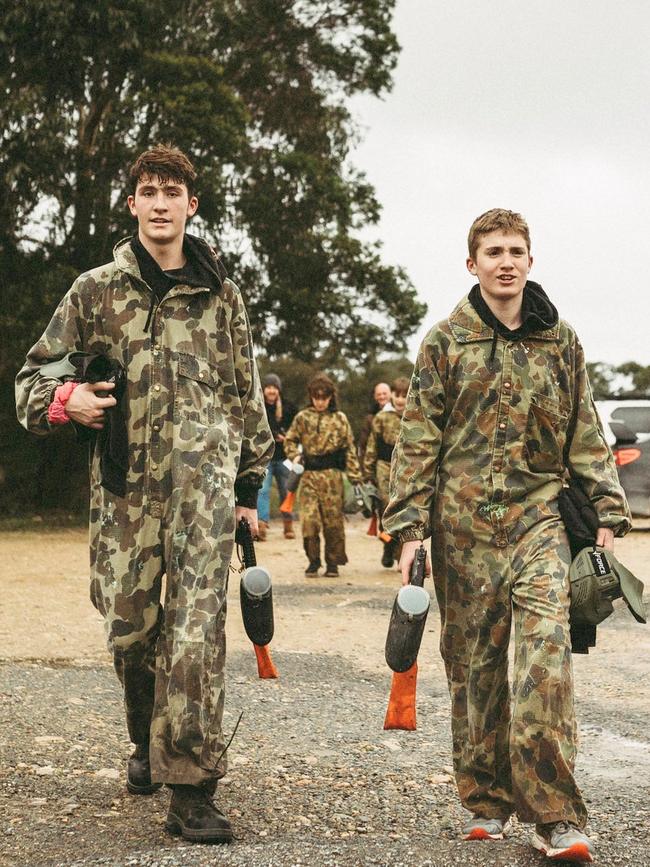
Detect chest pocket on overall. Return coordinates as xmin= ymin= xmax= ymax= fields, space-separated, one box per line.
xmin=175 ymin=353 xmax=218 ymax=425
xmin=524 ymin=393 xmax=568 ymax=473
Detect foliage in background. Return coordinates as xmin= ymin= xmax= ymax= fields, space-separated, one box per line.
xmin=1 ymin=0 xmax=425 ymax=364
xmin=586 ymin=362 xmax=650 ymax=400
xmin=0 ymin=0 xmax=430 ymax=513
xmin=2 ymin=2 xmax=647 ymax=517
xmin=258 ymin=355 xmax=414 ymax=436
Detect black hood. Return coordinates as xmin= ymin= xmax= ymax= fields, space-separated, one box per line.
xmin=182 ymin=233 xmax=228 ymax=291
xmin=132 ymin=232 xmax=227 ymax=296
xmin=469 ymin=280 xmax=558 ymax=364
xmin=132 ymin=233 xmax=228 ymax=334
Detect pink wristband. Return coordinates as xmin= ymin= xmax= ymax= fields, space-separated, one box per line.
xmin=48 ymin=381 xmax=79 ymax=425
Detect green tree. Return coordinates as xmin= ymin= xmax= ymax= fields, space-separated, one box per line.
xmin=258 ymin=354 xmax=415 ymax=438
xmin=1 ymin=0 xmax=425 ymax=365
xmin=616 ymin=362 xmax=650 ymax=397
xmin=1 ymin=0 xmax=427 ymax=513
xmin=586 ymin=361 xmax=616 ymax=400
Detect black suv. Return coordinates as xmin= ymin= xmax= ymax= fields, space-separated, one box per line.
xmin=597 ymin=401 xmax=650 ymax=517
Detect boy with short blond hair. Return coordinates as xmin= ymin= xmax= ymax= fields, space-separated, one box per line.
xmin=383 ymin=208 xmax=630 ymax=863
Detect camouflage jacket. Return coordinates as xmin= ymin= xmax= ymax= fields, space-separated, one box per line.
xmin=284 ymin=407 xmax=362 ymax=483
xmin=363 ymin=407 xmax=402 ymax=482
xmin=383 ymin=294 xmax=632 ymax=542
xmin=15 ymin=237 xmax=274 ymax=515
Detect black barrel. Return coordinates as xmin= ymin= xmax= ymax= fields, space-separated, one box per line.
xmin=240 ymin=566 xmax=274 ymax=646
xmin=385 ymin=583 xmax=430 ymax=672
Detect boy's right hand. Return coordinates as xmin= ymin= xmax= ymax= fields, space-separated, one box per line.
xmin=65 ymin=381 xmax=117 ymax=430
xmin=399 ymin=539 xmax=431 ymax=586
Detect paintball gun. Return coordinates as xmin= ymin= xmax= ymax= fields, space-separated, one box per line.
xmin=383 ymin=545 xmax=429 ymax=730
xmin=236 ymin=518 xmax=278 ymax=679
xmin=280 ymin=458 xmax=304 ymax=515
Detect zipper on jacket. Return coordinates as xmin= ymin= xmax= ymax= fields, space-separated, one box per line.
xmin=143 ymin=292 xmax=160 ymax=335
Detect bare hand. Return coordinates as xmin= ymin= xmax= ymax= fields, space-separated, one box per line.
xmin=65 ymin=381 xmax=116 ymax=430
xmin=398 ymin=538 xmax=431 ymax=586
xmin=596 ymin=527 xmax=615 ymax=551
xmin=236 ymin=506 xmax=259 ymax=538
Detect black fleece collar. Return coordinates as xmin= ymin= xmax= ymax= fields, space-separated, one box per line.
xmin=131 ymin=233 xmax=228 ymax=334
xmin=469 ymin=280 xmax=558 ymax=340
xmin=469 ymin=280 xmax=559 ymax=363
xmin=131 ymin=233 xmax=226 ymax=300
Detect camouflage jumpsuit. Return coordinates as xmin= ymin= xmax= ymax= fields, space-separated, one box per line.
xmin=363 ymin=407 xmax=402 ymax=519
xmin=383 ymin=295 xmax=630 ymax=827
xmin=16 ymin=237 xmax=273 ymax=787
xmin=284 ymin=407 xmax=361 ymax=567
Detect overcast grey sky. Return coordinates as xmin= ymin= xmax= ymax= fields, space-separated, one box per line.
xmin=351 ymin=0 xmax=650 ymax=366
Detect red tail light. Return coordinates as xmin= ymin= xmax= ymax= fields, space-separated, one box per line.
xmin=614 ymin=447 xmax=641 ymax=467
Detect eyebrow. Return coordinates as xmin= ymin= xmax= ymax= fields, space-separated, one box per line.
xmin=138 ymin=183 xmax=183 ymax=192
xmin=484 ymin=245 xmax=527 ymax=253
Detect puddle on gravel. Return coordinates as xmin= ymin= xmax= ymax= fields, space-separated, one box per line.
xmin=578 ymin=724 xmax=650 ymax=782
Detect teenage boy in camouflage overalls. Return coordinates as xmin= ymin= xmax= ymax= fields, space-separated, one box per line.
xmin=383 ymin=208 xmax=630 ymax=863
xmin=16 ymin=145 xmax=274 ymax=844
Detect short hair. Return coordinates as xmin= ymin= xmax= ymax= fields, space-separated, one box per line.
xmin=391 ymin=377 xmax=410 ymax=395
xmin=129 ymin=144 xmax=197 ymax=198
xmin=467 ymin=208 xmax=531 ymax=259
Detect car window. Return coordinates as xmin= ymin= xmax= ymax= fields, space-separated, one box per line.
xmin=611 ymin=407 xmax=650 ymax=435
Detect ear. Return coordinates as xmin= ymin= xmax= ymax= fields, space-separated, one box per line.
xmin=528 ymin=254 xmax=534 ymax=272
xmin=127 ymin=195 xmax=137 ymax=217
xmin=187 ymin=196 xmax=199 ymax=218
xmin=466 ymin=257 xmax=477 ymax=275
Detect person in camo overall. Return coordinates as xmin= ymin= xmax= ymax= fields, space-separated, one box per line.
xmin=363 ymin=377 xmax=409 ymax=568
xmin=383 ymin=209 xmax=631 ymax=864
xmin=15 ymin=145 xmax=274 ymax=845
xmin=284 ymin=372 xmax=362 ymax=577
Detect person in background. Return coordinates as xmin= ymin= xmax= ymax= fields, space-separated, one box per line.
xmin=284 ymin=373 xmax=362 ymax=577
xmin=363 ymin=377 xmax=409 ymax=567
xmin=358 ymin=381 xmax=391 ymax=461
xmin=257 ymin=373 xmax=297 ymax=540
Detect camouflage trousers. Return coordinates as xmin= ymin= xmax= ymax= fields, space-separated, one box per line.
xmin=299 ymin=469 xmax=347 ymax=566
xmin=89 ymin=488 xmax=233 ymax=787
xmin=376 ymin=460 xmax=391 ymax=529
xmin=430 ymin=513 xmax=587 ymax=827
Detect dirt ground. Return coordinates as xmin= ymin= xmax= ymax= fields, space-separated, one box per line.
xmin=1 ymin=516 xmax=650 ymax=866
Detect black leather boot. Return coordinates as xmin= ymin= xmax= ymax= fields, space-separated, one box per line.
xmin=126 ymin=744 xmax=162 ymax=795
xmin=165 ymin=784 xmax=233 ymax=844
xmin=381 ymin=538 xmax=398 ymax=568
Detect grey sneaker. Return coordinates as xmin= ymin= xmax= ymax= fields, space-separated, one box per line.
xmin=531 ymin=821 xmax=595 ymax=862
xmin=462 ymin=815 xmax=513 ymax=840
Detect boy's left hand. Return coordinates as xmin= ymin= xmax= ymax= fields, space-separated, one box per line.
xmin=596 ymin=527 xmax=614 ymax=550
xmin=236 ymin=506 xmax=259 ymax=538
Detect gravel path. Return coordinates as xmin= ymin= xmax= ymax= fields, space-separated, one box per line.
xmin=2 ymin=643 xmax=649 ymax=866
xmin=2 ymin=522 xmax=650 ymax=866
